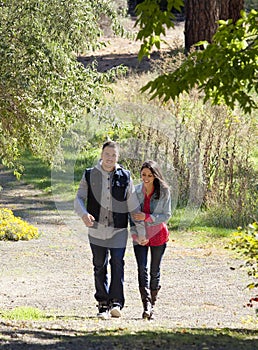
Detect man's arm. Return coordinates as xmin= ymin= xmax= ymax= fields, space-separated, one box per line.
xmin=74 ymin=171 xmax=88 ymax=217
xmin=74 ymin=172 xmax=95 ymax=227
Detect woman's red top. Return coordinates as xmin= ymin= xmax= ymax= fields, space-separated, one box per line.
xmin=132 ymin=188 xmax=169 ymax=246
xmin=143 ymin=190 xmax=169 ymax=246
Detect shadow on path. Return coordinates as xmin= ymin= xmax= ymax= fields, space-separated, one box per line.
xmin=1 ymin=322 xmax=258 ymax=350
xmin=77 ymin=51 xmax=161 ymax=73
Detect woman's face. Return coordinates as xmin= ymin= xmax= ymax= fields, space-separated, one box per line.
xmin=141 ymin=167 xmax=155 ymax=186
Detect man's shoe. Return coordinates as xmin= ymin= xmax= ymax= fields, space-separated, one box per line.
xmin=97 ymin=304 xmax=110 ymax=320
xmin=110 ymin=303 xmax=122 ymax=318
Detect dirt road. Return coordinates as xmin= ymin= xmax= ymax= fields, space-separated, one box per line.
xmin=0 ymin=166 xmax=257 ymax=349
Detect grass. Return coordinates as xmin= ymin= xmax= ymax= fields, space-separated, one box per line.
xmin=169 ymin=207 xmax=235 ymax=244
xmin=251 ymin=147 xmax=258 ymax=171
xmin=169 ymin=229 xmax=232 ymax=250
xmin=0 ymin=306 xmax=50 ymax=321
xmin=20 ymin=150 xmax=51 ymax=192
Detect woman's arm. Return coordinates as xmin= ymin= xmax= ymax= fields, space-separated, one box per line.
xmin=147 ymin=191 xmax=171 ymax=225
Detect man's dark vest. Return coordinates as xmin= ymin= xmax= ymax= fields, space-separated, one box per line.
xmin=85 ymin=167 xmax=130 ymax=228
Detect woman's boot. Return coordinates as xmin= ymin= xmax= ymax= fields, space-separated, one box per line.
xmin=150 ymin=286 xmax=161 ymax=316
xmin=139 ymin=287 xmax=152 ymax=319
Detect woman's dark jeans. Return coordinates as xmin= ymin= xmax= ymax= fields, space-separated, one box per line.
xmin=90 ymin=242 xmax=126 ymax=308
xmin=133 ymin=243 xmax=166 ymax=290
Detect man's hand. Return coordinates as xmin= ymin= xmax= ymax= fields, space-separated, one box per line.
xmin=82 ymin=213 xmax=95 ymax=227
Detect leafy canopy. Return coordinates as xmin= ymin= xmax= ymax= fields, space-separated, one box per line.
xmin=0 ymin=0 xmax=124 ymax=172
xmin=138 ymin=8 xmax=258 ymax=113
xmin=135 ymin=0 xmax=184 ymax=61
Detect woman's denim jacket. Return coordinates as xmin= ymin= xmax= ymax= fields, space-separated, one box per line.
xmin=134 ymin=183 xmax=171 ymax=227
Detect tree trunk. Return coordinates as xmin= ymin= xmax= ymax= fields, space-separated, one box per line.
xmin=220 ymin=0 xmax=244 ymax=22
xmin=219 ymin=0 xmax=230 ymax=20
xmin=184 ymin=0 xmax=219 ymax=52
xmin=184 ymin=0 xmax=244 ymax=52
xmin=228 ymin=0 xmax=244 ymax=23
xmin=127 ymin=0 xmax=142 ymax=16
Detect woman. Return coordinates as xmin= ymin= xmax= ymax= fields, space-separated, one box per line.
xmin=132 ymin=160 xmax=171 ymax=319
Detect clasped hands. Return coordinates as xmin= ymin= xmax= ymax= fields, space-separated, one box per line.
xmin=136 ymin=235 xmax=149 ymax=246
xmin=82 ymin=212 xmax=149 ymax=246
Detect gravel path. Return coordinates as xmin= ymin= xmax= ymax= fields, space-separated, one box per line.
xmin=0 ymin=166 xmax=257 ymax=347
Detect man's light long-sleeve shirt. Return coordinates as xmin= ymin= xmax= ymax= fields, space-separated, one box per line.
xmin=74 ymin=161 xmax=145 ymax=240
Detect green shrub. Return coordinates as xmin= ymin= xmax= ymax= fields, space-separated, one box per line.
xmin=228 ymin=222 xmax=258 ymax=307
xmin=0 ymin=208 xmax=39 ymax=241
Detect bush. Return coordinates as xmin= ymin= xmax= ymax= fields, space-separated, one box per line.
xmin=0 ymin=208 xmax=39 ymax=241
xmin=228 ymin=222 xmax=258 ymax=307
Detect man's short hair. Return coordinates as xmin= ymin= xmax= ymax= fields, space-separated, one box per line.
xmin=102 ymin=141 xmax=119 ymax=151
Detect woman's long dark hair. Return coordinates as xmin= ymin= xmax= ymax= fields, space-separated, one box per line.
xmin=140 ymin=160 xmax=169 ymax=199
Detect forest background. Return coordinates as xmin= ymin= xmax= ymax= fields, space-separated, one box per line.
xmin=1 ymin=0 xmax=256 ymax=229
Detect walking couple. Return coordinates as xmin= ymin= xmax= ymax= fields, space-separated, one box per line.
xmin=74 ymin=141 xmax=171 ymax=320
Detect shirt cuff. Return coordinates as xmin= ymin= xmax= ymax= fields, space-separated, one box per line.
xmin=145 ymin=214 xmax=153 ymax=223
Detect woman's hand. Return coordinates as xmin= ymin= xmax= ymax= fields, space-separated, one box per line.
xmin=136 ymin=235 xmax=149 ymax=246
xmin=132 ymin=212 xmax=146 ymax=221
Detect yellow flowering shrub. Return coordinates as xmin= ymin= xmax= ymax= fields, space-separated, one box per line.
xmin=0 ymin=208 xmax=39 ymax=241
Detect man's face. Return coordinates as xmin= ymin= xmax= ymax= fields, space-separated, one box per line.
xmin=101 ymin=146 xmax=119 ymax=172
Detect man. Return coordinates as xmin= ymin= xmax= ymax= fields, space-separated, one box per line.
xmin=74 ymin=141 xmax=145 ymax=319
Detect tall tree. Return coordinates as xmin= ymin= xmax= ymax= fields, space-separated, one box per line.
xmin=141 ymin=10 xmax=258 ymax=113
xmin=136 ymin=0 xmax=245 ymax=52
xmin=185 ymin=0 xmax=244 ymax=51
xmin=135 ymin=1 xmax=257 ymax=112
xmin=0 ymin=0 xmax=124 ymax=173
xmin=220 ymin=0 xmax=245 ymax=22
xmin=185 ymin=0 xmax=219 ymax=51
